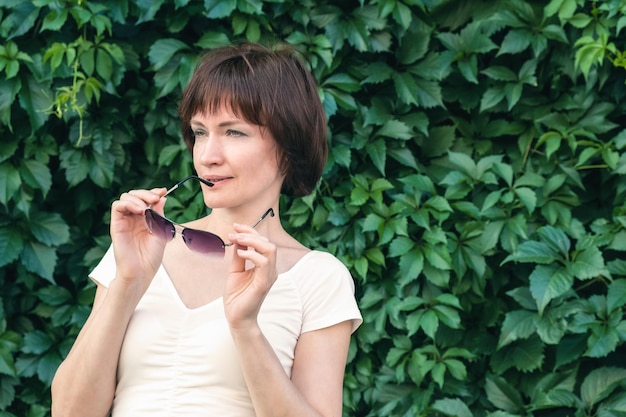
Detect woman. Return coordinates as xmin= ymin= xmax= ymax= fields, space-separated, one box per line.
xmin=51 ymin=42 xmax=362 ymax=417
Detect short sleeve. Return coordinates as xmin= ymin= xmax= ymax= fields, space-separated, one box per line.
xmin=295 ymin=251 xmax=362 ymax=334
xmin=89 ymin=245 xmax=117 ymax=288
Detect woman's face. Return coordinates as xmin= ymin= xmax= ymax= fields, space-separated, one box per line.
xmin=190 ymin=106 xmax=284 ymax=210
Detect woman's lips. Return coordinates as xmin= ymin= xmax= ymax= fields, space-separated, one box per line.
xmin=203 ymin=176 xmax=232 ymax=186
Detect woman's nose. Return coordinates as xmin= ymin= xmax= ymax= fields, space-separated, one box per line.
xmin=194 ymin=136 xmax=223 ymax=165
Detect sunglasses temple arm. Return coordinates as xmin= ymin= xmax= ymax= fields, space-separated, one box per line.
xmin=163 ymin=184 xmax=180 ymax=198
xmin=163 ymin=176 xmax=214 ymax=198
xmin=252 ymin=208 xmax=275 ymax=229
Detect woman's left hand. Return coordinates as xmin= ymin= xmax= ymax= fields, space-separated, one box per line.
xmin=224 ymin=223 xmax=278 ymax=330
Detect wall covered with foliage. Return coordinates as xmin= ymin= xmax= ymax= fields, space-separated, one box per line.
xmin=1 ymin=0 xmax=626 ymax=416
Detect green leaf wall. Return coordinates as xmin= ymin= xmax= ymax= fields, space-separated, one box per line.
xmin=1 ymin=0 xmax=626 ymax=416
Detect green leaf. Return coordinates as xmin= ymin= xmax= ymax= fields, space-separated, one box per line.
xmin=203 ymin=0 xmax=236 ymax=18
xmin=585 ymin=325 xmax=620 ymax=358
xmin=607 ymin=279 xmax=626 ymax=312
xmin=349 ymin=186 xmax=369 ymax=207
xmin=158 ymin=144 xmax=182 ymax=166
xmin=366 ymin=139 xmax=386 ymax=175
xmin=448 ymin=151 xmax=478 ymax=178
xmin=362 ymin=61 xmax=394 ymax=84
xmin=36 ymin=350 xmax=60 ymax=385
xmin=433 ymin=305 xmax=461 ymax=329
xmin=421 ymin=126 xmax=455 ymax=158
xmin=365 ymin=247 xmax=385 ymax=266
xmin=41 ymin=8 xmax=69 ymax=32
xmin=21 ymin=241 xmax=57 ymax=283
xmin=28 ymin=211 xmax=70 ymax=246
xmin=388 ymin=236 xmax=414 ymax=257
xmin=535 ymin=313 xmax=567 ymax=345
xmin=0 ymin=77 xmax=21 ymax=129
xmin=22 ymin=331 xmax=52 ymax=355
xmin=89 ymin=150 xmax=115 ymax=188
xmin=195 ymin=32 xmax=231 ymax=49
xmin=376 ymin=120 xmax=413 ymax=140
xmin=431 ymin=362 xmax=446 ymax=388
xmin=480 ymin=86 xmax=506 ymax=112
xmin=392 ymin=1 xmax=413 ymax=31
xmin=38 ymin=285 xmax=72 ymax=306
xmin=59 ymin=146 xmax=89 ymax=186
xmin=0 ymin=347 xmax=16 ymax=377
xmin=397 ymin=23 xmax=430 ymax=64
xmin=388 ymin=147 xmax=418 ymax=170
xmin=353 ymin=257 xmax=368 ymax=279
xmin=399 ymin=249 xmax=424 ymax=281
xmin=424 ymin=244 xmax=452 ymax=270
xmin=537 ymin=226 xmax=570 ymax=256
xmin=421 ymin=309 xmax=439 ymax=338
xmin=569 ymin=246 xmax=605 ymax=280
xmin=493 ymin=337 xmax=545 ymax=373
xmin=20 ymin=159 xmax=52 ymax=196
xmin=498 ymin=310 xmax=537 ymax=348
xmin=485 ymin=374 xmax=524 ymax=413
xmin=148 ymin=38 xmax=188 ymax=71
xmin=326 ymin=88 xmax=356 ymax=111
xmin=19 ymin=75 xmax=53 ymax=132
xmin=323 ymin=73 xmax=360 ymax=92
xmin=431 ymin=398 xmax=472 ymax=417
xmin=530 ymin=264 xmax=573 ymax=314
xmin=232 ymin=13 xmax=247 ymax=36
xmin=443 ymin=358 xmax=467 ymax=381
xmin=514 ymin=187 xmax=536 ymax=213
xmin=392 ymin=71 xmax=419 ymax=106
xmin=482 ymin=190 xmax=502 ymax=213
xmin=414 ymin=77 xmax=444 ymax=108
xmin=331 ymin=145 xmax=351 ymax=168
xmin=580 ymin=367 xmax=626 ymax=408
xmin=0 ymin=161 xmax=21 ymax=205
xmin=482 ymin=66 xmax=517 ymax=81
xmin=95 ymin=48 xmax=113 ymax=79
xmin=386 ymin=346 xmax=408 ymax=367
xmin=3 ymin=2 xmax=39 ymax=39
xmin=0 ymin=137 xmax=19 ymax=164
xmin=498 ymin=29 xmax=531 ymax=56
xmin=0 ymin=222 xmax=24 ymax=267
xmin=503 ymin=241 xmax=558 ymax=265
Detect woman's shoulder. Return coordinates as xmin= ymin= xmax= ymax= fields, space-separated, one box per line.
xmin=280 ymin=249 xmax=350 ymax=280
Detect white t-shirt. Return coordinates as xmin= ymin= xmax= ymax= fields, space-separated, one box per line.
xmin=90 ymin=246 xmax=362 ymax=416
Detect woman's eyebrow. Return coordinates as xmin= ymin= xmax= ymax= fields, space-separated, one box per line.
xmin=190 ymin=119 xmax=247 ymax=128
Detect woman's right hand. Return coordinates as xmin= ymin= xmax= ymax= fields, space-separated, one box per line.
xmin=109 ymin=188 xmax=168 ymax=291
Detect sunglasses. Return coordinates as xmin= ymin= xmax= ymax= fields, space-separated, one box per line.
xmin=144 ymin=175 xmax=274 ymax=257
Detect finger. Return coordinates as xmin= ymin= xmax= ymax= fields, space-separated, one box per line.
xmin=229 ymin=242 xmax=247 ymax=273
xmin=112 ymin=197 xmax=145 ymax=216
xmin=228 ymin=232 xmax=274 ymax=257
xmin=115 ymin=188 xmax=167 ymax=215
xmin=231 ymin=223 xmax=261 ymax=234
xmin=235 ymin=247 xmax=271 ymax=269
xmin=126 ymin=188 xmax=167 ymax=205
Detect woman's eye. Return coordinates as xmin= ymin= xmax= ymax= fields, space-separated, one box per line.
xmin=192 ymin=129 xmax=207 ymax=138
xmin=226 ymin=129 xmax=245 ymax=137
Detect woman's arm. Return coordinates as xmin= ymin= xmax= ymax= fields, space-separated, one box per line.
xmin=52 ymin=188 xmax=167 ymax=417
xmin=51 ymin=281 xmax=142 ymax=417
xmin=225 ymin=223 xmax=355 ymax=417
xmin=231 ymin=321 xmax=353 ymax=417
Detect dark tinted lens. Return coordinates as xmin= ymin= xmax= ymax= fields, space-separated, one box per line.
xmin=181 ymin=228 xmax=225 ymax=257
xmin=145 ymin=209 xmax=175 ymax=241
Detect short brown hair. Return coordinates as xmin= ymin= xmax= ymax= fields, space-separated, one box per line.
xmin=178 ymin=42 xmax=328 ymax=197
